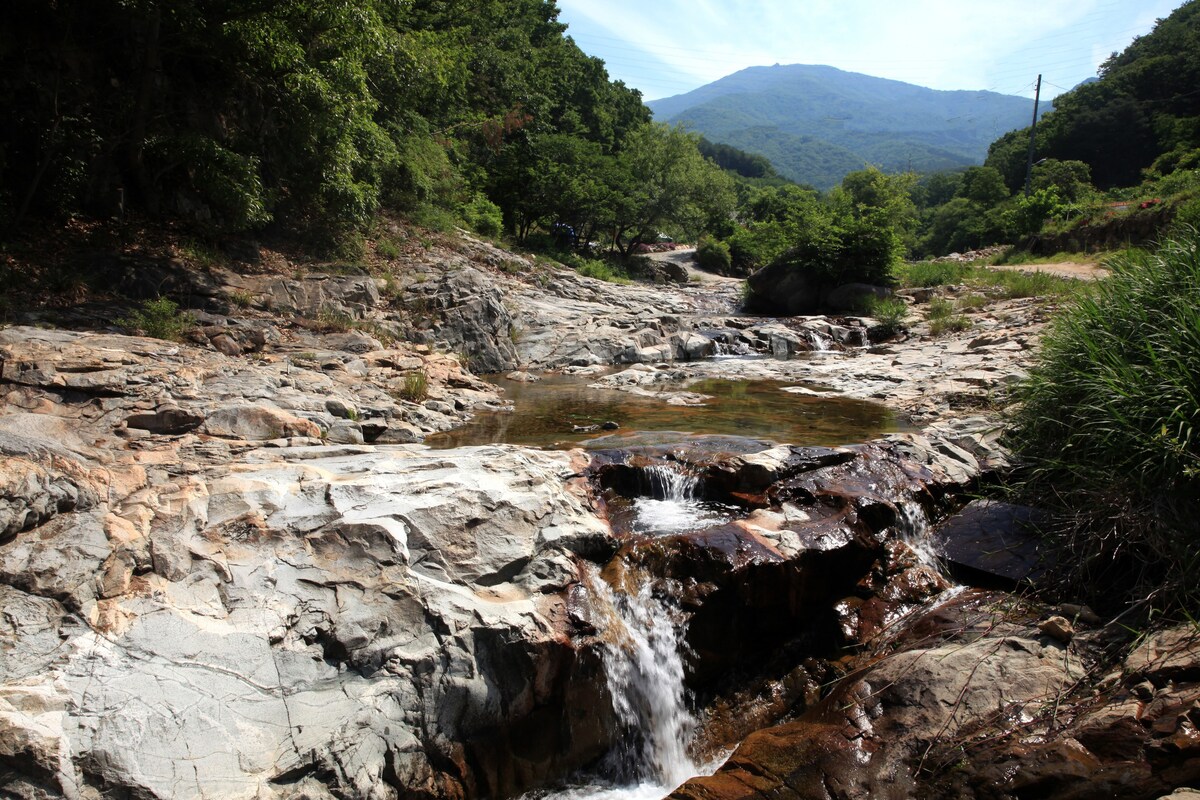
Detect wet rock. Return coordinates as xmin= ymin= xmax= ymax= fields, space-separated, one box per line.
xmin=675 ymin=594 xmax=1083 ymax=800
xmin=932 ymin=499 xmax=1051 ymax=586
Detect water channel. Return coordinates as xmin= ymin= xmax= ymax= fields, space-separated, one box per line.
xmin=437 ymin=360 xmax=918 ymax=799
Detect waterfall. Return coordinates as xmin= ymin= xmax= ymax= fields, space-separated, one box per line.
xmin=807 ymin=330 xmax=831 ymax=352
xmin=593 ymin=577 xmax=700 ymax=789
xmin=630 ymin=465 xmax=738 ymax=535
xmin=896 ymin=500 xmax=938 ymax=566
xmin=644 ymin=464 xmax=700 ymax=502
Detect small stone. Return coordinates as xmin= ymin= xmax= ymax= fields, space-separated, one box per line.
xmin=1039 ymin=615 xmax=1075 ymax=643
xmin=601 ymin=421 xmax=619 ymax=431
xmin=325 ymin=398 xmax=357 ymax=419
xmin=211 ymin=334 xmax=243 ymax=357
xmin=1058 ymin=603 xmax=1102 ymax=625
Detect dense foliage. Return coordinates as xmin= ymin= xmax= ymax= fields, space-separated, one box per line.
xmin=728 ymin=167 xmax=915 ymax=306
xmin=1008 ymin=231 xmax=1200 ymax=612
xmin=987 ymin=1 xmax=1200 ymax=192
xmin=0 ymin=0 xmax=737 ymax=256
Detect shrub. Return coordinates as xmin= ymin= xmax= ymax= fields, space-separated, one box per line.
xmin=695 ymin=234 xmax=732 ymax=273
xmin=956 ymin=294 xmax=990 ymax=311
xmin=462 ymin=194 xmax=504 ymax=238
xmin=575 ymin=258 xmax=631 ymax=284
xmin=926 ymin=297 xmax=955 ymax=320
xmin=865 ymin=296 xmax=909 ymax=337
xmin=376 ymin=238 xmax=401 ymax=260
xmin=1007 ymin=229 xmax=1200 ymax=613
xmin=116 ymin=297 xmax=193 ymax=341
xmin=314 ymin=308 xmax=355 ymax=332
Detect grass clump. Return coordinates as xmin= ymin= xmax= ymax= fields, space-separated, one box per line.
xmin=865 ymin=296 xmax=909 ymax=338
xmin=929 ymin=315 xmax=972 ymax=336
xmin=1007 ymin=229 xmax=1200 ymax=614
xmin=116 ymin=297 xmax=194 ymax=341
xmin=956 ymin=293 xmax=990 ymax=311
xmin=896 ymin=260 xmax=971 ymax=287
xmin=396 ymin=370 xmax=429 ymax=403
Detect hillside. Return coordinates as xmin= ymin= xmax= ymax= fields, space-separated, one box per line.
xmin=649 ymin=64 xmax=1041 ymax=188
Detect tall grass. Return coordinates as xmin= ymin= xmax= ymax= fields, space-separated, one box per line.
xmin=896 ymin=260 xmax=1080 ymax=298
xmin=1007 ymin=229 xmax=1200 ymax=613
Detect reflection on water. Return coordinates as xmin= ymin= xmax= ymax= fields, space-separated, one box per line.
xmin=425 ymin=372 xmax=910 ymax=450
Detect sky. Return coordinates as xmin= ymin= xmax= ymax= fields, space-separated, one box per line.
xmin=556 ymin=0 xmax=1182 ymax=103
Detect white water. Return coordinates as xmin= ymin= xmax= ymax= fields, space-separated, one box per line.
xmin=896 ymin=500 xmax=939 ymax=567
xmin=628 ymin=465 xmax=741 ymax=535
xmin=807 ymin=330 xmax=832 ymax=352
xmin=529 ymin=573 xmax=708 ymax=800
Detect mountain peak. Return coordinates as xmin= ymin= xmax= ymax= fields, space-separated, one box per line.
xmin=649 ymin=65 xmax=1039 ymax=189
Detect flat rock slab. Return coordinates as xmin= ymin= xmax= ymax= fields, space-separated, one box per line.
xmin=932 ymin=499 xmax=1051 ymax=585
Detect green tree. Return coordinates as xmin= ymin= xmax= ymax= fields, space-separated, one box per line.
xmin=609 ymin=124 xmax=736 ymax=257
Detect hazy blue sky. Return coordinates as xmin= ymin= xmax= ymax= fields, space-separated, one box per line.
xmin=557 ymin=0 xmax=1182 ymax=102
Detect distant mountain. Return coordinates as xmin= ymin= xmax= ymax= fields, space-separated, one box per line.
xmin=649 ymin=64 xmax=1041 ymax=189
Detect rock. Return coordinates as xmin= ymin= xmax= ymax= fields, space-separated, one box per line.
xmin=322 ymin=331 xmax=384 ymax=353
xmin=325 ymin=420 xmax=365 ymax=444
xmin=324 ymin=398 xmax=357 ymax=419
xmin=662 ymin=259 xmax=689 ymax=284
xmin=822 ymin=282 xmax=891 ymax=313
xmin=1126 ymin=626 xmax=1200 ymax=680
xmin=0 ymin=436 xmax=98 ymax=540
xmin=125 ymin=405 xmax=205 ymax=435
xmin=210 ymin=333 xmax=243 ymax=356
xmin=204 ymin=404 xmax=323 ymax=440
xmin=1039 ymin=615 xmax=1075 ymax=642
xmin=506 ymin=371 xmax=541 ymax=382
xmin=405 ymin=267 xmax=518 ymax=373
xmin=932 ymin=499 xmax=1051 ymax=585
xmin=745 ymin=260 xmax=821 ymax=315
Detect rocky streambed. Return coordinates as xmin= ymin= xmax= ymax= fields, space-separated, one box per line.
xmin=2 ymin=236 xmax=1197 ymax=800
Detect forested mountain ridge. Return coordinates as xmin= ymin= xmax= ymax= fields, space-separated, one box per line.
xmin=0 ymin=0 xmax=732 ymax=255
xmin=649 ymin=64 xmax=1042 ymax=189
xmin=986 ymin=0 xmax=1200 ymax=189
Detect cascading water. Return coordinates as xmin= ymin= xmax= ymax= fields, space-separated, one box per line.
xmin=529 ymin=572 xmax=711 ymax=800
xmin=807 ymin=330 xmax=832 ymax=352
xmin=628 ymin=465 xmax=740 ymax=535
xmin=594 ymin=577 xmax=700 ymax=789
xmin=896 ymin=499 xmax=939 ymax=567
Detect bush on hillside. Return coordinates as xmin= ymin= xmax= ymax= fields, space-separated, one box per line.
xmin=695 ymin=234 xmax=732 ymax=273
xmin=1007 ymin=229 xmax=1200 ymax=613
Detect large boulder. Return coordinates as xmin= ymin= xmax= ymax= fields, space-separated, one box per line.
xmin=745 ymin=261 xmax=822 ymax=315
xmin=0 ymin=444 xmax=617 ymax=800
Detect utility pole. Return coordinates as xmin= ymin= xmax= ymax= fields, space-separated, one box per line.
xmin=1023 ymin=74 xmax=1043 ymax=197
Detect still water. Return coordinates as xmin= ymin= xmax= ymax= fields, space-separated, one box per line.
xmin=425 ymin=372 xmax=910 ymax=450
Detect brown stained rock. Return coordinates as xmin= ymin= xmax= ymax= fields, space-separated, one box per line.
xmin=204 ymin=404 xmax=321 ymax=440
xmin=1040 ymin=615 xmax=1076 ymax=642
